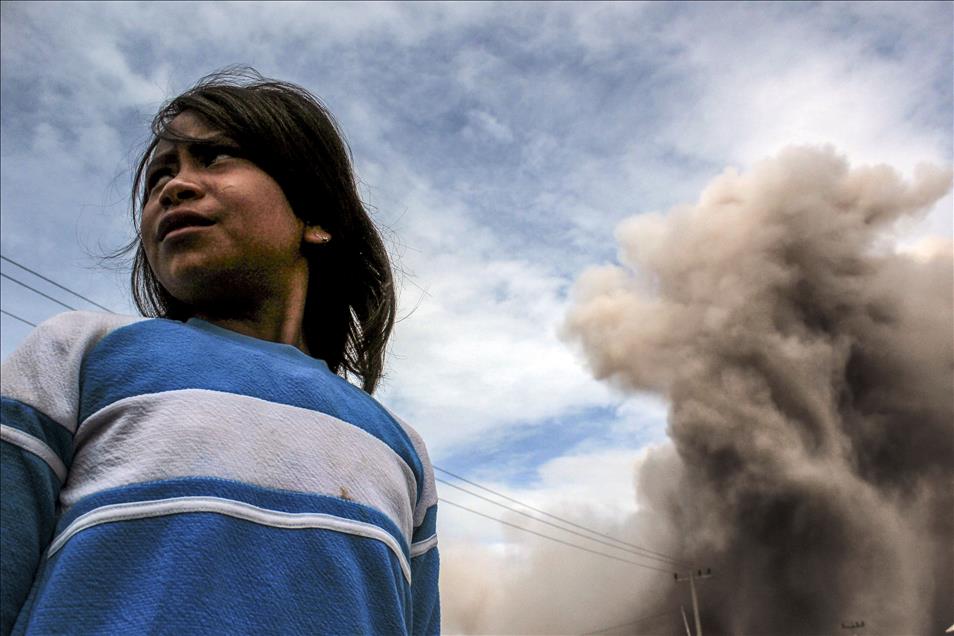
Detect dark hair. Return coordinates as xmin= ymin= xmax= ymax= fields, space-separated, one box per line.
xmin=129 ymin=68 xmax=395 ymax=394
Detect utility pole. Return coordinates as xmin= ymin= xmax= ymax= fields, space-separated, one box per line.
xmin=674 ymin=568 xmax=712 ymax=636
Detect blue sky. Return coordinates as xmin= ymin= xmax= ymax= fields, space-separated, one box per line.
xmin=2 ymin=2 xmax=951 ymax=631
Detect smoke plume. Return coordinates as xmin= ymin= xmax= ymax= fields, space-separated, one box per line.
xmin=564 ymin=146 xmax=953 ymax=635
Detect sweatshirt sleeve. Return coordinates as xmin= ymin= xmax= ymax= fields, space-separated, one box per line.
xmin=0 ymin=311 xmax=137 ymax=633
xmin=410 ymin=501 xmax=440 ymax=635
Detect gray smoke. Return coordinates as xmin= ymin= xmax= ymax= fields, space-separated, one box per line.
xmin=564 ymin=146 xmax=953 ymax=635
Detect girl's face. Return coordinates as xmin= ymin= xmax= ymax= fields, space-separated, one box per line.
xmin=140 ymin=112 xmax=327 ymax=312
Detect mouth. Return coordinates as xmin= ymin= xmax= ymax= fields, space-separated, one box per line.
xmin=157 ymin=210 xmax=215 ymax=242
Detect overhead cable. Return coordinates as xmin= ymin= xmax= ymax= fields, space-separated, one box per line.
xmin=1 ymin=255 xmax=115 ymax=312
xmin=434 ymin=465 xmax=683 ymax=565
xmin=1 ymin=272 xmax=77 ymax=311
xmin=0 ymin=309 xmax=37 ymax=328
xmin=438 ymin=497 xmax=674 ymax=575
xmin=581 ymin=609 xmax=675 ymax=635
xmin=0 ymin=254 xmax=684 ymax=573
xmin=437 ymin=476 xmax=681 ymax=566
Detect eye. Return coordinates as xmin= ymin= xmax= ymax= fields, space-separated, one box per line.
xmin=143 ymin=141 xmax=244 ymax=198
xmin=145 ymin=167 xmax=173 ymax=194
xmin=194 ymin=143 xmax=241 ymax=166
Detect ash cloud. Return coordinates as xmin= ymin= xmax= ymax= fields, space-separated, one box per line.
xmin=564 ymin=146 xmax=953 ymax=635
xmin=438 ymin=449 xmax=685 ymax=635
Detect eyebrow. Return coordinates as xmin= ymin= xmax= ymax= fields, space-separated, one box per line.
xmin=145 ymin=133 xmax=240 ymax=175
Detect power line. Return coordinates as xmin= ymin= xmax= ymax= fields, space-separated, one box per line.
xmin=434 ymin=465 xmax=683 ymax=566
xmin=581 ymin=609 xmax=675 ymax=635
xmin=0 ymin=254 xmax=683 ymax=574
xmin=437 ymin=476 xmax=680 ymax=566
xmin=1 ymin=272 xmax=77 ymax=311
xmin=0 ymin=309 xmax=37 ymax=328
xmin=1 ymin=255 xmax=115 ymax=312
xmin=438 ymin=497 xmax=674 ymax=575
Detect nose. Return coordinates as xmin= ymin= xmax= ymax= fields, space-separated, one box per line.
xmin=159 ymin=171 xmax=204 ymax=208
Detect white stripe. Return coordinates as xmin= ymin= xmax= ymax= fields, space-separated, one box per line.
xmin=0 ymin=424 xmax=67 ymax=482
xmin=68 ymin=389 xmax=417 ymax=541
xmin=411 ymin=534 xmax=438 ymax=558
xmin=0 ymin=311 xmax=142 ymax=433
xmin=49 ymin=496 xmax=412 ymax=583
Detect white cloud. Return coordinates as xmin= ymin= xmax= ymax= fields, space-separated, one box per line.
xmin=463 ymin=109 xmax=514 ymax=144
xmin=368 ymin=163 xmax=617 ymax=453
xmin=651 ymin=4 xmax=950 ymax=172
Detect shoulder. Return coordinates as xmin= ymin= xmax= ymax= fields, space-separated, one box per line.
xmin=3 ymin=311 xmax=143 ymax=367
xmin=384 ymin=410 xmax=432 ymax=469
xmin=380 ymin=407 xmax=438 ymax=524
xmin=12 ymin=310 xmax=141 ymax=345
xmin=1 ymin=311 xmax=145 ymax=430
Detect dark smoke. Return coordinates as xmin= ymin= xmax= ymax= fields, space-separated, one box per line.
xmin=564 ymin=146 xmax=953 ymax=635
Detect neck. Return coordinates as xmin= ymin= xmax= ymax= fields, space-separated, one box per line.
xmin=194 ymin=313 xmax=310 ymax=354
xmin=191 ymin=267 xmax=311 ymax=354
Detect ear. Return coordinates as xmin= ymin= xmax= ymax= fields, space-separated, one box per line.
xmin=302 ymin=224 xmax=332 ymax=246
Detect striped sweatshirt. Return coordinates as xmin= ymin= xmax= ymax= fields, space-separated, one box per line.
xmin=0 ymin=311 xmax=440 ymax=635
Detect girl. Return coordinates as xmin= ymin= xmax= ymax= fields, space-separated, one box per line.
xmin=1 ymin=69 xmax=439 ymax=635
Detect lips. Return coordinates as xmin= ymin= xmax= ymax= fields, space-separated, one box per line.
xmin=156 ymin=210 xmax=215 ymax=242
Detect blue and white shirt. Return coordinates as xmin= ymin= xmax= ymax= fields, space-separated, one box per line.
xmin=1 ymin=312 xmax=440 ymax=635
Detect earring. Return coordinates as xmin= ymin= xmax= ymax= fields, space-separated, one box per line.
xmin=310 ymin=230 xmax=330 ymax=243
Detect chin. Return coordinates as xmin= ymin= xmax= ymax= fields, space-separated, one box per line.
xmin=159 ymin=269 xmax=223 ymax=306
xmin=163 ymin=269 xmax=264 ymax=313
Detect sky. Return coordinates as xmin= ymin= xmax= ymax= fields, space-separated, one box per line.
xmin=1 ymin=2 xmax=951 ymax=633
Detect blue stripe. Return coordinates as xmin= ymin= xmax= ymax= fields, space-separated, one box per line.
xmin=412 ymin=504 xmax=438 ymax=544
xmin=77 ymin=319 xmax=424 ymax=499
xmin=29 ymin=510 xmax=410 ymax=635
xmin=1 ymin=397 xmax=73 ymax=467
xmin=57 ymin=476 xmax=409 ymax=558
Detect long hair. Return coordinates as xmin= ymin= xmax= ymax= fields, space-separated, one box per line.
xmin=128 ymin=68 xmax=395 ymax=394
